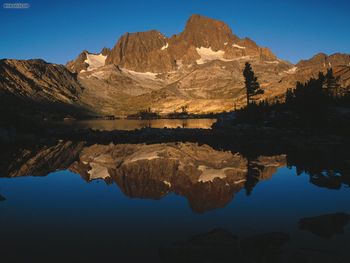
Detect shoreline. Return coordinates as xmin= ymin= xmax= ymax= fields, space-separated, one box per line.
xmin=2 ymin=124 xmax=349 ymax=152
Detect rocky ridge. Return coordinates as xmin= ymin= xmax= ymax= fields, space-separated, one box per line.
xmin=66 ymin=15 xmax=350 ymax=115
xmin=104 ymin=14 xmax=277 ymax=73
xmin=1 ymin=15 xmax=350 ymax=116
xmin=0 ymin=59 xmax=83 ymax=104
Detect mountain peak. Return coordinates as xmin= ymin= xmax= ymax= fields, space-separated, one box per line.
xmin=69 ymin=14 xmax=278 ymax=73
xmin=185 ymin=14 xmax=232 ymax=32
xmin=66 ymin=49 xmax=108 ymax=73
xmin=179 ymin=14 xmax=236 ymax=50
xmin=104 ymin=29 xmax=175 ymax=72
xmin=100 ymin=47 xmax=111 ymax=56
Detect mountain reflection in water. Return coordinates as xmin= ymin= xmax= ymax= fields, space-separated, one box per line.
xmin=1 ymin=140 xmax=350 ymax=262
xmin=1 ymin=141 xmax=350 ymax=212
xmin=1 ymin=141 xmax=286 ymax=213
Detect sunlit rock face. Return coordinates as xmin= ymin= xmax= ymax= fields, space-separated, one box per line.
xmin=0 ymin=59 xmax=83 ymax=105
xmin=67 ymin=15 xmax=350 ymax=116
xmin=64 ymin=14 xmax=296 ymax=115
xmin=105 ymin=30 xmax=176 ymax=73
xmin=296 ymin=53 xmax=350 ymax=69
xmin=66 ymin=51 xmax=89 ymax=73
xmin=3 ymin=15 xmax=349 ymax=116
xmin=280 ymin=53 xmax=350 ymax=89
xmin=68 ymin=15 xmax=350 ymax=116
xmin=104 ymin=14 xmax=277 ymax=74
xmin=66 ymin=48 xmax=110 ymax=74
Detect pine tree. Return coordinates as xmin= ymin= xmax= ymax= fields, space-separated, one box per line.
xmin=285 ymin=88 xmax=294 ymax=104
xmin=244 ymin=159 xmax=261 ymax=196
xmin=325 ymin=68 xmax=341 ymax=97
xmin=318 ymin=72 xmax=326 ymax=90
xmin=243 ymin=62 xmax=264 ymax=107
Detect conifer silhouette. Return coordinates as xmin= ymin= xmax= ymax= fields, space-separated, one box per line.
xmin=243 ymin=62 xmax=264 ymax=107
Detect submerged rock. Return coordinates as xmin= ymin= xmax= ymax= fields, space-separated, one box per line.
xmin=159 ymin=228 xmax=289 ymax=263
xmin=298 ymin=212 xmax=350 ymax=239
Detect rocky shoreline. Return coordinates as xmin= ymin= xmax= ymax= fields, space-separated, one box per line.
xmin=2 ymin=122 xmax=349 ymax=146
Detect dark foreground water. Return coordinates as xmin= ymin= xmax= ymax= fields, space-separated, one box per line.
xmin=0 ymin=141 xmax=349 ymax=262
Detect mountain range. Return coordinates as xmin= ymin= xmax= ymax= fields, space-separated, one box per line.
xmin=1 ymin=14 xmax=350 ymax=117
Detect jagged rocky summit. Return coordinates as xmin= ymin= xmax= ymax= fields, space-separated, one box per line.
xmin=1 ymin=14 xmax=350 ymax=117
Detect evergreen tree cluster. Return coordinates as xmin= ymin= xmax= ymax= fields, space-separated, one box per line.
xmin=285 ymin=68 xmax=343 ymax=111
xmin=236 ymin=66 xmax=350 ymax=129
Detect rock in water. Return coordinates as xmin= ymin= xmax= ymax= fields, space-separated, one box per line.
xmin=298 ymin=212 xmax=350 ymax=239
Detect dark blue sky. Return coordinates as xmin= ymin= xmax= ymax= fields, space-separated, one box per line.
xmin=1 ymin=0 xmax=349 ymax=64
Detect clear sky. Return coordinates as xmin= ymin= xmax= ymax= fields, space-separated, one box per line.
xmin=1 ymin=0 xmax=349 ymax=64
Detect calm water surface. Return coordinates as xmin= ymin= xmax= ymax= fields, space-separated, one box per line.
xmin=1 ymin=141 xmax=349 ymax=262
xmin=63 ymin=118 xmax=216 ymax=130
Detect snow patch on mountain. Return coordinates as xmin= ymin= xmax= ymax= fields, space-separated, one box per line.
xmin=176 ymin=59 xmax=183 ymax=69
xmin=84 ymin=53 xmax=107 ymax=71
xmin=232 ymin=43 xmax=246 ymax=49
xmin=196 ymin=47 xmax=232 ymax=64
xmin=161 ymin=43 xmax=169 ymax=50
xmin=121 ymin=68 xmax=159 ymax=80
xmin=285 ymin=66 xmax=297 ymax=74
